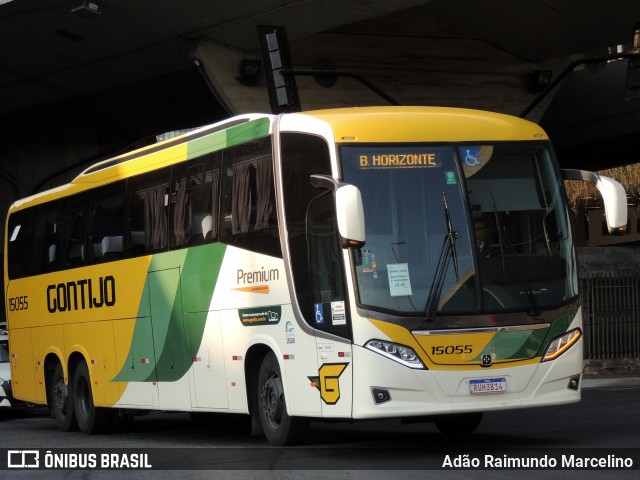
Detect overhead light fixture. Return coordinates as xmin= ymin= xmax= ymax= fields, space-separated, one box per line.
xmin=529 ymin=69 xmax=552 ymax=92
xmin=71 ymin=0 xmax=103 ymax=18
xmin=237 ymin=59 xmax=262 ymax=85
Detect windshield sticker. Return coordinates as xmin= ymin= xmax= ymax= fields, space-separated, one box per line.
xmin=362 ymin=249 xmax=378 ymax=274
xmin=387 ymin=263 xmax=413 ymax=297
xmin=460 ymin=145 xmax=494 ymax=178
xmin=358 ymin=152 xmax=439 ymax=169
xmin=331 ymin=301 xmax=346 ymax=325
xmin=445 ymin=171 xmax=457 ymax=185
xmin=314 ymin=303 xmax=325 ymax=325
xmin=462 ymin=147 xmax=481 ymax=167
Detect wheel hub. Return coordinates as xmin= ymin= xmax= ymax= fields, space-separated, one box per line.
xmin=54 ymin=382 xmax=68 ymax=414
xmin=262 ymin=374 xmax=283 ymax=424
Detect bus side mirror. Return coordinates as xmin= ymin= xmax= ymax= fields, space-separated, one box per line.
xmin=310 ymin=175 xmax=366 ymax=248
xmin=336 ymin=184 xmax=365 ymax=248
xmin=562 ymin=169 xmax=628 ymax=235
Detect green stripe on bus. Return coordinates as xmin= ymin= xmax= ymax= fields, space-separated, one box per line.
xmin=186 ymin=118 xmax=271 ymax=160
xmin=470 ymin=308 xmax=578 ymax=362
xmin=113 ymin=243 xmax=226 ymax=383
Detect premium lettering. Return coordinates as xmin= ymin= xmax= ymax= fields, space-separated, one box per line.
xmin=236 ymin=267 xmax=279 ymax=285
xmin=47 ymin=276 xmax=116 ymax=313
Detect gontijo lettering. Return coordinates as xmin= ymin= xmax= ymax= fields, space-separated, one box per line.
xmin=47 ymin=275 xmax=116 ymax=313
xmin=359 ymin=152 xmax=438 ymax=168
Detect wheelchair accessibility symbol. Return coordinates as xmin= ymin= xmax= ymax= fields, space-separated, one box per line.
xmin=314 ymin=303 xmax=324 ymax=324
xmin=464 ymin=148 xmax=480 ymax=166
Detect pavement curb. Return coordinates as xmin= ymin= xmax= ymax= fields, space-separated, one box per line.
xmin=582 ymin=375 xmax=640 ymax=389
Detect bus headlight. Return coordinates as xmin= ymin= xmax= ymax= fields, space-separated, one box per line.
xmin=365 ymin=340 xmax=426 ymax=369
xmin=542 ymin=328 xmax=581 ymax=362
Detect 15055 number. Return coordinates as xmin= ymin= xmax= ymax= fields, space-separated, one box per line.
xmin=431 ymin=345 xmax=472 ymax=355
xmin=8 ymin=295 xmax=29 ymax=311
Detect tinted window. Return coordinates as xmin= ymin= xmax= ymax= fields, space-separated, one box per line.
xmin=32 ymin=202 xmax=60 ymax=274
xmin=220 ymin=136 xmax=280 ymax=257
xmin=59 ymin=193 xmax=87 ymax=268
xmin=7 ymin=209 xmax=32 ymax=279
xmin=170 ymin=152 xmax=221 ymax=248
xmin=87 ymin=182 xmax=126 ymax=263
xmin=126 ymin=168 xmax=171 ymax=255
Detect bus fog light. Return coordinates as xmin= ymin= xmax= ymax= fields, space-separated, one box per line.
xmin=542 ymin=328 xmax=581 ymax=362
xmin=371 ymin=387 xmax=391 ymax=404
xmin=365 ymin=340 xmax=425 ymax=369
xmin=568 ymin=375 xmax=580 ymax=391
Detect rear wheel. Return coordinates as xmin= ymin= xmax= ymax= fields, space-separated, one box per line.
xmin=434 ymin=412 xmax=483 ymax=435
xmin=51 ymin=363 xmax=76 ymax=432
xmin=257 ymin=352 xmax=309 ymax=445
xmin=73 ymin=361 xmax=111 ymax=434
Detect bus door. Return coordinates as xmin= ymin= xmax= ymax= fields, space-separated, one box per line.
xmin=188 ymin=309 xmax=229 ymax=409
xmin=148 ymin=267 xmax=192 ymax=410
xmin=113 ymin=268 xmax=192 ymax=409
xmin=306 ymin=192 xmax=353 ymax=418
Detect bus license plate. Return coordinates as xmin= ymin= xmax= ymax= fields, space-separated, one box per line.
xmin=470 ymin=378 xmax=506 ymax=394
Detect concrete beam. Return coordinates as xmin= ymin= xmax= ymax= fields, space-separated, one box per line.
xmin=191 ymin=42 xmax=270 ymax=116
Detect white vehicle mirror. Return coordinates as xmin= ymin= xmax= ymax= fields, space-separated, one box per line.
xmin=310 ymin=175 xmax=365 ymax=248
xmin=562 ymin=169 xmax=627 ymax=235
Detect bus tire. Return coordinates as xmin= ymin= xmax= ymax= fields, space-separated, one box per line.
xmin=51 ymin=363 xmax=77 ymax=432
xmin=73 ymin=361 xmax=111 ymax=434
xmin=434 ymin=412 xmax=483 ymax=435
xmin=257 ymin=352 xmax=309 ymax=446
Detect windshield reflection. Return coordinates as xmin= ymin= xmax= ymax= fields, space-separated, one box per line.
xmin=341 ymin=142 xmax=577 ymax=321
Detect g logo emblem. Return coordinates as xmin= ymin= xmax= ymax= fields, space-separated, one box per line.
xmin=308 ymin=363 xmax=348 ymax=405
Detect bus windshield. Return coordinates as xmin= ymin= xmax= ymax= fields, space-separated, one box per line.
xmin=341 ymin=142 xmax=578 ymax=320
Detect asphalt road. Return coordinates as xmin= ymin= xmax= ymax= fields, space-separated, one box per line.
xmin=1 ymin=384 xmax=639 ymax=479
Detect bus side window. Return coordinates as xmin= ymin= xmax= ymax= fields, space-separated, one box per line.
xmin=306 ymin=192 xmax=350 ymax=339
xmin=33 ymin=202 xmax=60 ymax=273
xmin=170 ymin=151 xmax=221 ymax=249
xmin=60 ymin=194 xmax=87 ymax=268
xmin=87 ymin=182 xmax=126 ymax=263
xmin=126 ymin=168 xmax=170 ymax=255
xmin=220 ymin=137 xmax=281 ymax=257
xmin=280 ymin=132 xmax=350 ymax=337
xmin=7 ymin=209 xmax=33 ymax=279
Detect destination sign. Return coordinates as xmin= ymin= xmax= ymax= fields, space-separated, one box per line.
xmin=358 ymin=152 xmax=439 ymax=169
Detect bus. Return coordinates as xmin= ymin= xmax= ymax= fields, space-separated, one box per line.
xmin=4 ymin=106 xmax=627 ymax=445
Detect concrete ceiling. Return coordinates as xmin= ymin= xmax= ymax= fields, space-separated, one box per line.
xmin=0 ymin=0 xmax=429 ymax=115
xmin=2 ymin=0 xmax=640 ymax=118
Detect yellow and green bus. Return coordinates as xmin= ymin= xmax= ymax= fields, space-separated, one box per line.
xmin=4 ymin=107 xmax=626 ymax=445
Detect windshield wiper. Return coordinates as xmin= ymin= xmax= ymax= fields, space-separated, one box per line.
xmin=490 ymin=190 xmax=507 ymax=275
xmin=490 ymin=189 xmax=540 ymax=317
xmin=423 ymin=192 xmax=459 ymax=323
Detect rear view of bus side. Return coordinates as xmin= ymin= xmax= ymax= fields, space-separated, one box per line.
xmin=4 ymin=107 xmax=627 ymax=445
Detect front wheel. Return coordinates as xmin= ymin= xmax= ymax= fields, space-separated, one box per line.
xmin=50 ymin=363 xmax=76 ymax=432
xmin=73 ymin=361 xmax=112 ymax=434
xmin=257 ymin=352 xmax=309 ymax=445
xmin=434 ymin=412 xmax=483 ymax=435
